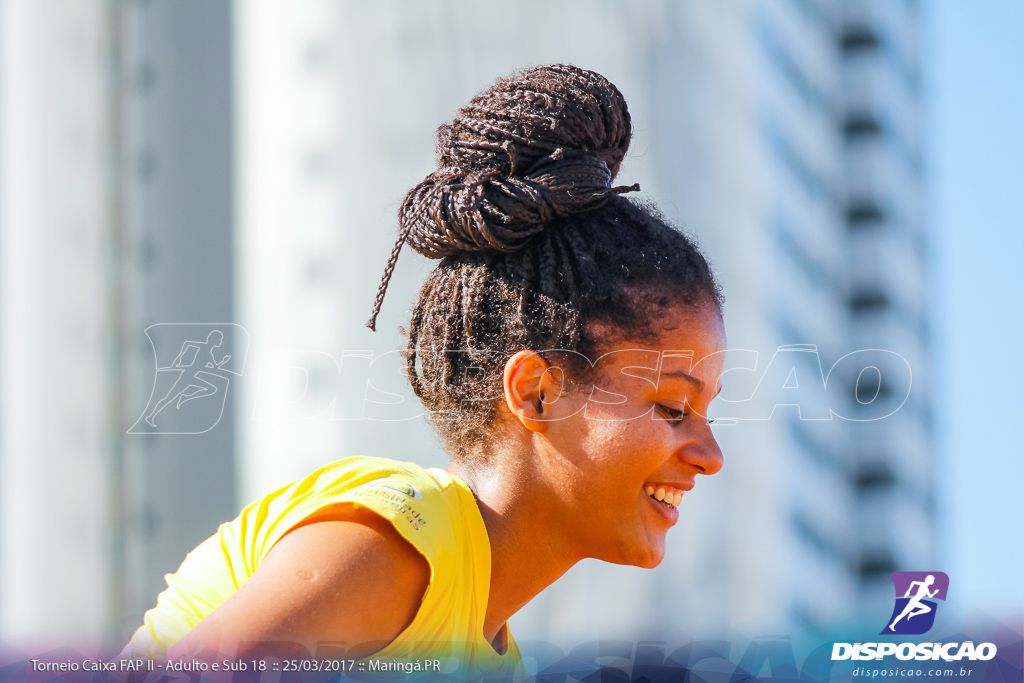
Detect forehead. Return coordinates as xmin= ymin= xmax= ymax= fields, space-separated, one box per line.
xmin=586 ymin=304 xmax=726 ymax=385
xmin=650 ymin=304 xmax=725 ymax=353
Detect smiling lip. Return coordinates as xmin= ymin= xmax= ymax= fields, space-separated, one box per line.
xmin=643 ymin=481 xmax=691 ymax=525
xmin=645 ymin=492 xmax=680 ymax=524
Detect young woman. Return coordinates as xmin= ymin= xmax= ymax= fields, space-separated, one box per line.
xmin=123 ymin=64 xmax=727 ymax=680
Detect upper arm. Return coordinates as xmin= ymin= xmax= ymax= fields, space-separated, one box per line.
xmin=166 ymin=505 xmax=430 ymax=660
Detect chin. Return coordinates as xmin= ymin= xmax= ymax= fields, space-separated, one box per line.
xmin=611 ymin=538 xmax=666 ymax=569
xmin=634 ymin=547 xmax=665 ymax=569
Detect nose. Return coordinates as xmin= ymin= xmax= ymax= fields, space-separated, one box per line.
xmin=681 ymin=426 xmax=723 ymax=476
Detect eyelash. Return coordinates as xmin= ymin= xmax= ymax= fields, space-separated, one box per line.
xmin=657 ymin=404 xmax=687 ymax=425
xmin=656 ymin=404 xmax=714 ymax=426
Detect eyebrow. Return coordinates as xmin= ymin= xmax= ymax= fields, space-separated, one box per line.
xmin=659 ymin=370 xmax=724 ymax=397
xmin=659 ymin=370 xmax=705 ymax=391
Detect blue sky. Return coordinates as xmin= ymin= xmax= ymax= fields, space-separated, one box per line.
xmin=926 ymin=0 xmax=1024 ymax=612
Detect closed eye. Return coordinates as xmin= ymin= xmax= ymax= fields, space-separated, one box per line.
xmin=656 ymin=403 xmax=715 ymax=426
xmin=655 ymin=403 xmax=687 ymax=425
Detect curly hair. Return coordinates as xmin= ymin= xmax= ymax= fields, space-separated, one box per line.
xmin=367 ymin=64 xmax=723 ymax=460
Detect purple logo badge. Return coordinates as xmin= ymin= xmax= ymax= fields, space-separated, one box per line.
xmin=881 ymin=571 xmax=949 ymax=635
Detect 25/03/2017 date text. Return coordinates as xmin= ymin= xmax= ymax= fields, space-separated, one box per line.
xmin=241 ymin=659 xmax=443 ymax=673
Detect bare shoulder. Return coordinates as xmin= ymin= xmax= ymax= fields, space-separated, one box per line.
xmin=168 ymin=505 xmax=430 ymax=660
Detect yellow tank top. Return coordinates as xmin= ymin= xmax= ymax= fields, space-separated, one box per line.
xmin=124 ymin=456 xmax=522 ymax=680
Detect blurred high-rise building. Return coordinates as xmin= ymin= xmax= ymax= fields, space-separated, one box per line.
xmin=0 ymin=0 xmax=122 ymax=642
xmin=0 ymin=0 xmax=929 ymax=647
xmin=838 ymin=0 xmax=932 ymax=615
xmin=0 ymin=0 xmax=236 ymax=644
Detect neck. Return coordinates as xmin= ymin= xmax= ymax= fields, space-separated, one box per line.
xmin=448 ymin=441 xmax=582 ymax=644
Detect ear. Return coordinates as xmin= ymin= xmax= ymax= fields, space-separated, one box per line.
xmin=503 ymin=350 xmax=556 ymax=433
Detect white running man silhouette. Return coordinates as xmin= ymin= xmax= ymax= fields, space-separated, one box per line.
xmin=144 ymin=330 xmax=231 ymax=427
xmin=888 ymin=574 xmax=939 ymax=631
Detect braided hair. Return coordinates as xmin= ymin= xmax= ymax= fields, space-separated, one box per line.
xmin=368 ymin=64 xmax=723 ymax=460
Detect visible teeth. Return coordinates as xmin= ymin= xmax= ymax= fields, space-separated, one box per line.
xmin=645 ymin=484 xmax=685 ymax=507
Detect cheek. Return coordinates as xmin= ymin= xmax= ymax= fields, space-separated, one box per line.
xmin=582 ymin=412 xmax=632 ymax=452
xmin=586 ymin=414 xmax=666 ymax=474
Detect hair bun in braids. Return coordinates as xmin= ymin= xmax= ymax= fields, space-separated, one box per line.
xmin=367 ymin=64 xmax=640 ymax=330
